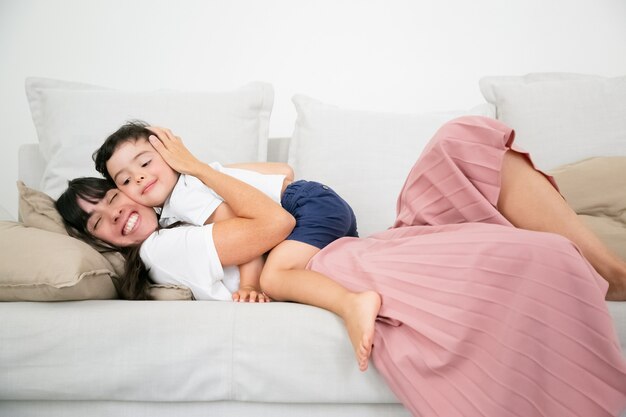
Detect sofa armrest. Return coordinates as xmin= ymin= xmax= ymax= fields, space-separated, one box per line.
xmin=267 ymin=137 xmax=290 ymax=163
xmin=18 ymin=144 xmax=45 ymax=189
xmin=0 ymin=205 xmax=14 ymax=221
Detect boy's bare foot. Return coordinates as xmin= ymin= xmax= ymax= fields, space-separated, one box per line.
xmin=343 ymin=291 xmax=382 ymax=371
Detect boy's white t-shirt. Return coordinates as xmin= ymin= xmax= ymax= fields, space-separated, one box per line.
xmin=159 ymin=162 xmax=285 ymax=227
xmin=140 ymin=162 xmax=285 ymax=301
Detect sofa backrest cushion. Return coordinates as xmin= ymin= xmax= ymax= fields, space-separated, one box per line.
xmin=25 ymin=77 xmax=274 ymax=199
xmin=289 ymin=94 xmax=495 ymax=237
xmin=480 ymin=73 xmax=626 ymax=170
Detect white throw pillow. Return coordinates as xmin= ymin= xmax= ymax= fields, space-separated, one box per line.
xmin=25 ymin=78 xmax=274 ymax=198
xmin=479 ymin=73 xmax=626 ymax=170
xmin=289 ymin=95 xmax=494 ymax=237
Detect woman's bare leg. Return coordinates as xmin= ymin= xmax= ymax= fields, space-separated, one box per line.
xmin=498 ymin=150 xmax=626 ymax=300
xmin=260 ymin=240 xmax=381 ymax=371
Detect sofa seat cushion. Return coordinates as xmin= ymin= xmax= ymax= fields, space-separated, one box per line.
xmin=0 ymin=301 xmax=398 ymax=404
xmin=608 ymin=302 xmax=626 ymax=353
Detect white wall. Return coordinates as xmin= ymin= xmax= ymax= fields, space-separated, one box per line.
xmin=1 ymin=0 xmax=626 ymax=218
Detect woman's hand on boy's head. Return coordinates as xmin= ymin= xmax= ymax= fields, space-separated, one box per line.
xmin=146 ymin=126 xmax=203 ymax=176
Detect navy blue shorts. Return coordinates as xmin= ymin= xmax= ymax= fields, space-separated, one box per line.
xmin=281 ymin=180 xmax=358 ymax=249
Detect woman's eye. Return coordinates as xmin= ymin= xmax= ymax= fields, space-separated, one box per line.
xmin=122 ymin=179 xmax=130 ymax=186
xmin=109 ymin=193 xmax=118 ymax=204
xmin=93 ymin=218 xmax=101 ymax=230
xmin=141 ymin=160 xmax=151 ymax=168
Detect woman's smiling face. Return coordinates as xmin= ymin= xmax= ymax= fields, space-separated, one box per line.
xmin=77 ymin=188 xmax=159 ymax=247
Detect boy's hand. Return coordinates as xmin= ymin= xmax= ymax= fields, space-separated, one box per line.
xmin=232 ymin=285 xmax=271 ymax=303
xmin=146 ymin=126 xmax=204 ymax=175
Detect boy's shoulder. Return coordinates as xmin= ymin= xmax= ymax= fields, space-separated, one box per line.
xmin=159 ymin=174 xmax=222 ymax=226
xmin=174 ymin=161 xmax=222 ymax=192
xmin=175 ymin=172 xmax=222 ymax=193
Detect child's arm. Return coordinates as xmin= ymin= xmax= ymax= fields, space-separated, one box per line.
xmin=225 ymin=162 xmax=294 ymax=182
xmin=232 ymin=256 xmax=269 ymax=303
xmin=211 ymin=163 xmax=294 ymax=300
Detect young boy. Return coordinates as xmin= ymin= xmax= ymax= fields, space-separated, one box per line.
xmin=94 ymin=121 xmax=380 ymax=371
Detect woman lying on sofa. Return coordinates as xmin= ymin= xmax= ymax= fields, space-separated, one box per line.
xmin=56 ymin=116 xmax=626 ymax=417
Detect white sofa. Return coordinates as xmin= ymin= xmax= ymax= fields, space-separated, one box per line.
xmin=1 ymin=138 xmax=413 ymax=417
xmin=1 ymin=74 xmax=626 ymax=417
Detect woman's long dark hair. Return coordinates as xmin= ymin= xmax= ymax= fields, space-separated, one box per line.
xmin=55 ymin=177 xmax=153 ymax=300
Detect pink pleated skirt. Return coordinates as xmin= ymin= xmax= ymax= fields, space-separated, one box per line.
xmin=308 ymin=116 xmax=626 ymax=417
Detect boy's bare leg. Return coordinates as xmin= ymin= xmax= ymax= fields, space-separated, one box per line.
xmin=498 ymin=150 xmax=626 ymax=300
xmin=260 ymin=240 xmax=381 ymax=371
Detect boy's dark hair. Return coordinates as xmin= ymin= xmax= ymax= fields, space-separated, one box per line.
xmin=55 ymin=176 xmax=153 ymax=300
xmin=93 ymin=120 xmax=152 ymax=183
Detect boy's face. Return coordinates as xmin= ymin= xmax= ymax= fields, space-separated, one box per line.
xmin=106 ymin=138 xmax=179 ymax=208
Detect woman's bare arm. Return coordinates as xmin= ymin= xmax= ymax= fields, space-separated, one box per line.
xmin=147 ymin=127 xmax=295 ymax=266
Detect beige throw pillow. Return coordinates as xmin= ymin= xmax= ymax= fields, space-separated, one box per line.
xmin=10 ymin=181 xmax=193 ymax=301
xmin=17 ymin=180 xmax=126 ymax=276
xmin=0 ymin=221 xmax=118 ymax=301
xmin=550 ymin=157 xmax=626 ymax=260
xmin=17 ymin=180 xmax=67 ymax=234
